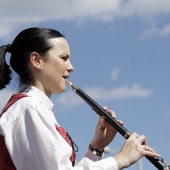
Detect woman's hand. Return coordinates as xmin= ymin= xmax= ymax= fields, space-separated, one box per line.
xmin=113 ymin=132 xmax=160 ymax=169
xmin=90 ymin=106 xmax=123 ymax=151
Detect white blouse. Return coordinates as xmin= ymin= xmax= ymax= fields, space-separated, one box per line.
xmin=0 ymin=86 xmax=118 ymax=170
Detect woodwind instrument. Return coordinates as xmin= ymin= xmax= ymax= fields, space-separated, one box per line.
xmin=65 ymin=80 xmax=170 ymax=170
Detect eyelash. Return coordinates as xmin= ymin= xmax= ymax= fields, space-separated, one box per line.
xmin=61 ymin=56 xmax=67 ymax=61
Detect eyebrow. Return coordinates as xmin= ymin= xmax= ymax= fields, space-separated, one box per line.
xmin=61 ymin=53 xmax=70 ymax=58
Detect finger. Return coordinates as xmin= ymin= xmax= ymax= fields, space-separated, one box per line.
xmin=144 ymin=151 xmax=160 ymax=158
xmin=136 ymin=135 xmax=147 ymax=145
xmin=142 ymin=145 xmax=160 ymax=157
xmin=117 ymin=120 xmax=123 ymax=126
xmin=129 ymin=132 xmax=139 ymax=140
xmin=102 ymin=106 xmax=108 ymax=111
xmin=102 ymin=106 xmax=116 ymax=118
xmin=99 ymin=117 xmax=107 ymax=128
xmin=142 ymin=145 xmax=157 ymax=153
xmin=98 ymin=124 xmax=106 ymax=131
xmin=108 ymin=109 xmax=116 ymax=118
xmin=107 ymin=119 xmax=124 ymax=133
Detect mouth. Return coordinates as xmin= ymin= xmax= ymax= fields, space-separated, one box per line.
xmin=63 ymin=75 xmax=69 ymax=80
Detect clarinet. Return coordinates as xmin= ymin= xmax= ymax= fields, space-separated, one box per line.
xmin=65 ymin=80 xmax=170 ymax=170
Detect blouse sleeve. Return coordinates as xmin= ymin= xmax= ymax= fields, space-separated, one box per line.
xmin=1 ymin=100 xmax=118 ymax=170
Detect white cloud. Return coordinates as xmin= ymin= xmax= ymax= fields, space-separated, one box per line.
xmin=57 ymin=91 xmax=83 ymax=107
xmin=0 ymin=84 xmax=153 ymax=111
xmin=142 ymin=24 xmax=170 ymax=38
xmin=111 ymin=68 xmax=119 ymax=80
xmin=118 ymin=0 xmax=170 ymax=18
xmin=56 ymin=84 xmax=153 ymax=108
xmin=1 ymin=0 xmax=170 ymax=40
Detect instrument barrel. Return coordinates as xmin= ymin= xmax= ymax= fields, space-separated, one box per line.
xmin=70 ymin=84 xmax=170 ymax=170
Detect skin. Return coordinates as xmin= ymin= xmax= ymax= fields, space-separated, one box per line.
xmin=27 ymin=37 xmax=160 ymax=169
xmin=91 ymin=107 xmax=123 ymax=151
xmin=28 ymin=37 xmax=74 ymax=98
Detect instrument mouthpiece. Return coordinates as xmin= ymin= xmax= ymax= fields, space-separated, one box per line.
xmin=65 ymin=79 xmax=73 ymax=86
xmin=65 ymin=79 xmax=77 ymax=92
xmin=66 ymin=79 xmax=76 ymax=88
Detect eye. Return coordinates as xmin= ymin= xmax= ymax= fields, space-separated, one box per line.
xmin=61 ymin=56 xmax=67 ymax=61
xmin=61 ymin=54 xmax=69 ymax=61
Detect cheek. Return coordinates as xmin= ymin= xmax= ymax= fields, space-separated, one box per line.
xmin=58 ymin=62 xmax=68 ymax=72
xmin=53 ymin=62 xmax=67 ymax=76
xmin=47 ymin=58 xmax=67 ymax=74
xmin=51 ymin=60 xmax=61 ymax=70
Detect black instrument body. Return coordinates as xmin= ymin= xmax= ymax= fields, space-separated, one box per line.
xmin=68 ymin=82 xmax=170 ymax=170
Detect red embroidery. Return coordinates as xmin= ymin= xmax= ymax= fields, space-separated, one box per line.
xmin=0 ymin=94 xmax=27 ymax=170
xmin=56 ymin=125 xmax=76 ymax=165
xmin=0 ymin=135 xmax=16 ymax=170
xmin=0 ymin=94 xmax=28 ymax=117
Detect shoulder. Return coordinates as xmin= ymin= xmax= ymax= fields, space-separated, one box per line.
xmin=0 ymin=95 xmax=38 ymax=133
xmin=11 ymin=95 xmax=40 ymax=111
xmin=1 ymin=95 xmax=40 ymax=122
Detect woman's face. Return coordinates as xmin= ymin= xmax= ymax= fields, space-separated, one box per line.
xmin=40 ymin=37 xmax=74 ymax=96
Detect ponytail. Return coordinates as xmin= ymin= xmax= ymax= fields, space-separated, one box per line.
xmin=0 ymin=45 xmax=12 ymax=90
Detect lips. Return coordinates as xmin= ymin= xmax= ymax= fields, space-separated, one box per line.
xmin=63 ymin=75 xmax=69 ymax=79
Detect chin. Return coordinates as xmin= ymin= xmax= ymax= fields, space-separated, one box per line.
xmin=57 ymin=85 xmax=66 ymax=94
xmin=53 ymin=89 xmax=65 ymax=94
xmin=59 ymin=89 xmax=66 ymax=94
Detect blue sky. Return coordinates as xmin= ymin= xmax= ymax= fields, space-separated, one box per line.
xmin=0 ymin=0 xmax=170 ymax=169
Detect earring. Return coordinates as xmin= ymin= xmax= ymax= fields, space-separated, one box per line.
xmin=40 ymin=65 xmax=42 ymax=69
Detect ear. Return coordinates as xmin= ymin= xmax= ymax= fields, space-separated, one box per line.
xmin=29 ymin=52 xmax=43 ymax=70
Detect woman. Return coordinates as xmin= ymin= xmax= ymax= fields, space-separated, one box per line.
xmin=0 ymin=27 xmax=159 ymax=170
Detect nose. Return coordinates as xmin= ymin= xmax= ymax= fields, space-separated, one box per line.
xmin=67 ymin=62 xmax=74 ymax=72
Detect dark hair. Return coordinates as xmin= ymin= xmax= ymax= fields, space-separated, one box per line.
xmin=0 ymin=27 xmax=64 ymax=90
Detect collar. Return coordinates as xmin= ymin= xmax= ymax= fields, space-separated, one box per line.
xmin=23 ymin=86 xmax=54 ymax=110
